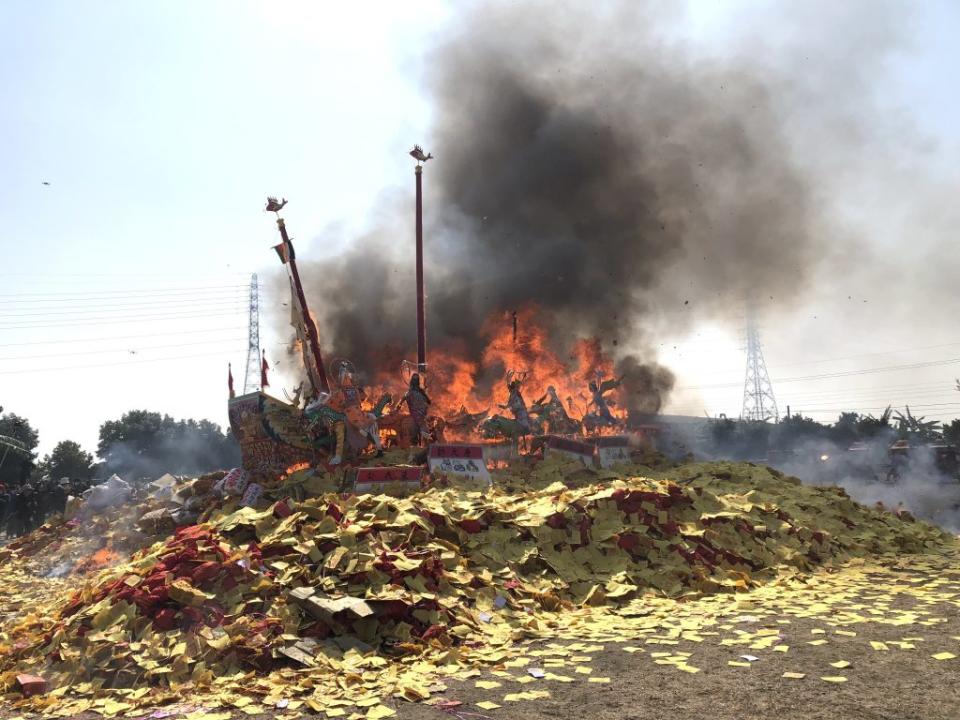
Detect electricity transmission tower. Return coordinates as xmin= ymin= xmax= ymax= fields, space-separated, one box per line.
xmin=741 ymin=302 xmax=779 ymax=422
xmin=243 ymin=274 xmax=261 ymax=394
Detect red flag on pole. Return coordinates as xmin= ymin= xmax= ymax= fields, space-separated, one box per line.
xmin=228 ymin=363 xmax=235 ymax=399
xmin=261 ymin=350 xmax=270 ymax=388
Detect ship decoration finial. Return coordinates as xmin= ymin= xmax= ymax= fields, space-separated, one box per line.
xmin=409 ymin=145 xmax=433 ymax=165
xmin=265 ymin=196 xmax=288 ymax=214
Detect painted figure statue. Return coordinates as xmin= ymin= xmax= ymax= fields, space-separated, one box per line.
xmin=401 ymin=372 xmax=432 ymax=445
xmin=502 ymin=376 xmax=533 ymax=434
xmin=480 ymin=371 xmax=543 ymax=441
xmin=531 ymin=385 xmax=580 ymax=435
xmin=583 ymin=373 xmax=623 ymax=433
xmin=305 ymin=361 xmax=384 ymax=464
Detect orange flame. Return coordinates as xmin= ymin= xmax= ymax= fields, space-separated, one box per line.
xmin=429 ymin=307 xmax=620 ymax=418
xmin=285 ymin=462 xmax=310 ymax=475
xmin=376 ymin=305 xmax=626 ymax=441
xmin=74 ymin=546 xmax=121 ymax=574
xmin=304 ymin=304 xmax=628 ymax=443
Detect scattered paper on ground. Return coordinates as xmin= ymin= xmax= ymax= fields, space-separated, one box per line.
xmin=0 ymin=459 xmax=956 ymax=716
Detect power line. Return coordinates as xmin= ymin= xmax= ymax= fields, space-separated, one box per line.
xmin=0 ymin=326 xmax=248 ymax=348
xmin=0 ymin=284 xmax=249 ymax=299
xmin=780 ymin=357 xmax=960 ymax=381
xmin=769 ymin=378 xmax=954 ymax=393
xmin=789 ymin=392 xmax=957 ymax=412
xmin=0 ymin=349 xmax=239 ymax=375
xmin=0 ymin=310 xmax=246 ymax=331
xmin=0 ymin=311 xmax=246 ymax=329
xmin=0 ymin=297 xmax=248 ymax=319
xmin=0 ymin=298 xmax=247 ymax=320
xmin=776 ymin=380 xmax=954 ymax=398
xmin=0 ymin=291 xmax=248 ymax=309
xmin=0 ymin=293 xmax=278 ymax=311
xmin=0 ymin=336 xmax=247 ymax=362
xmin=895 ymin=411 xmax=960 ymax=420
xmin=0 ymin=271 xmax=249 ymax=277
xmin=778 ymin=387 xmax=956 ymax=403
xmin=686 ymin=340 xmax=960 ymax=377
xmin=782 ymin=390 xmax=948 ymax=403
xmin=768 ymin=341 xmax=960 ymax=368
xmin=681 ymin=356 xmax=960 ymax=391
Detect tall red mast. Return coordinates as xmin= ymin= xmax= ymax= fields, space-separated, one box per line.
xmin=409 ymin=145 xmax=432 ymax=374
xmin=268 ymin=198 xmax=330 ymax=395
xmin=415 ymin=164 xmax=426 ymax=371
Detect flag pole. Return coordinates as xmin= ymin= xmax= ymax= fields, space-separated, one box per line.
xmin=410 ymin=145 xmax=432 ymax=376
xmin=415 ymin=164 xmax=426 ymax=373
xmin=267 ymin=197 xmax=330 ymax=396
xmin=278 ymin=217 xmax=330 ymax=394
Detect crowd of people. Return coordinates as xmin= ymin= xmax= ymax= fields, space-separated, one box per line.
xmin=0 ymin=478 xmax=92 ymax=538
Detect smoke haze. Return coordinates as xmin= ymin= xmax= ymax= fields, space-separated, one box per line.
xmin=270 ymin=0 xmax=916 ymax=413
xmin=657 ymin=420 xmax=960 ymax=532
xmin=774 ymin=438 xmax=960 ymax=533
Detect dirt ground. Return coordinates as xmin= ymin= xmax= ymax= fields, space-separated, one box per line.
xmin=28 ymin=561 xmax=955 ymax=720
xmin=394 ymin=610 xmax=960 ymax=720
xmin=10 ymin=629 xmax=960 ymax=720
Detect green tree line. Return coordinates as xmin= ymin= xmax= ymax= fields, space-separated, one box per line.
xmin=0 ymin=408 xmax=240 ymax=486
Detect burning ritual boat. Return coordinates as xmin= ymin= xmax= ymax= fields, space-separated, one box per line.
xmin=229 ymin=154 xmax=663 ymax=491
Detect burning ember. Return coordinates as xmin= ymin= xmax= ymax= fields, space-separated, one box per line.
xmin=284 ymin=462 xmax=311 ymax=476
xmin=72 ymin=546 xmax=121 ymax=575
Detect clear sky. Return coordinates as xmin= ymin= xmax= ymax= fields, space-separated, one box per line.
xmin=1 ymin=1 xmax=959 ymax=458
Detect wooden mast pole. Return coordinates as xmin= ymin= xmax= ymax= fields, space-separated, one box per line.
xmin=415 ymin=164 xmax=426 ymax=373
xmin=276 ymin=214 xmax=330 ymax=394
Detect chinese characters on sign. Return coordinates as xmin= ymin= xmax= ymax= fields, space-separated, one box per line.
xmin=428 ymin=444 xmax=492 ymax=486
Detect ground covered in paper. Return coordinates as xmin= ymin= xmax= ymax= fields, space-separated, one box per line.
xmin=0 ymin=457 xmax=957 ymax=720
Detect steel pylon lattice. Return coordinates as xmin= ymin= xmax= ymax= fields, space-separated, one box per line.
xmin=243 ymin=274 xmax=261 ymax=394
xmin=741 ymin=303 xmax=779 ymax=422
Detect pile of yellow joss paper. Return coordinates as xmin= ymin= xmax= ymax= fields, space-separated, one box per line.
xmin=0 ymin=457 xmax=953 ymax=717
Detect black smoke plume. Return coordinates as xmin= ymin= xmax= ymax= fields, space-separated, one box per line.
xmin=278 ymin=1 xmax=828 ymax=413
